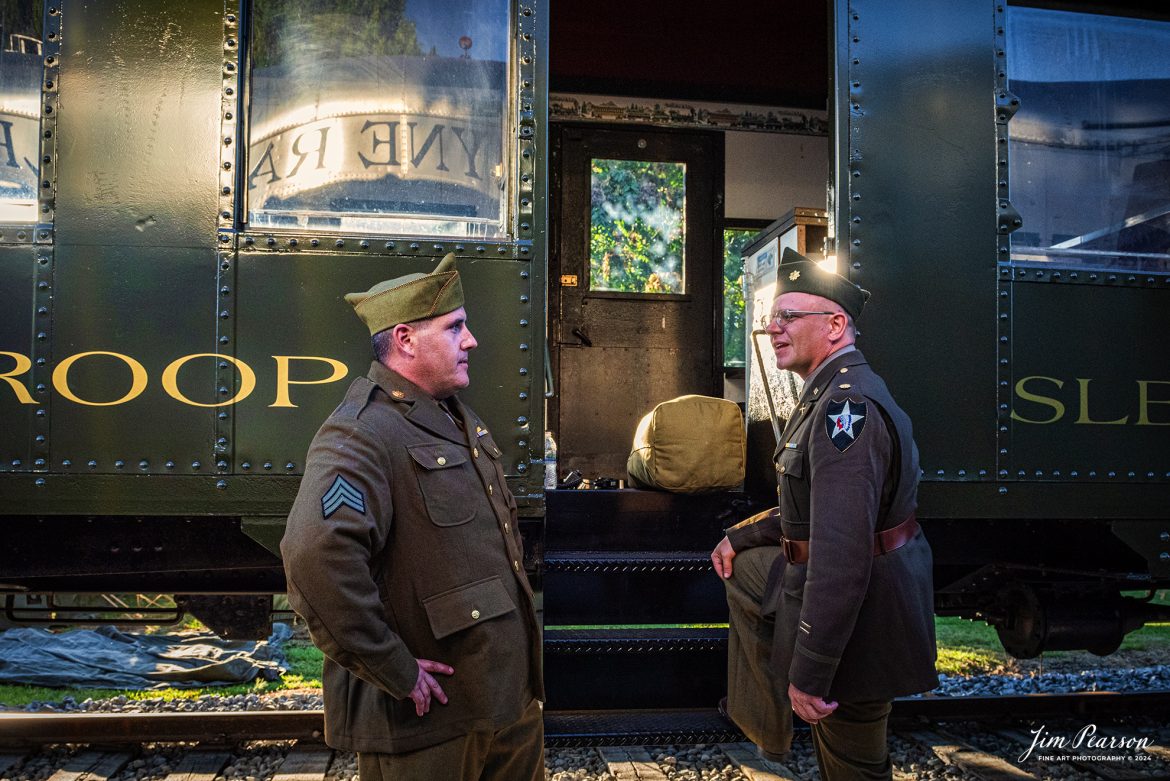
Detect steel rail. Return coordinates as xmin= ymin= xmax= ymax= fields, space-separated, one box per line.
xmin=1 ymin=691 xmax=1168 ymax=747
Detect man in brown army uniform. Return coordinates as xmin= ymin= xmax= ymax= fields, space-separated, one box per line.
xmin=711 ymin=248 xmax=936 ymax=780
xmin=281 ymin=254 xmax=544 ymax=781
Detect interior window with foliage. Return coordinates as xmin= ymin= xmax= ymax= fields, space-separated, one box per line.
xmin=589 ymin=158 xmax=686 ymax=294
xmin=723 ymin=227 xmax=759 ymax=368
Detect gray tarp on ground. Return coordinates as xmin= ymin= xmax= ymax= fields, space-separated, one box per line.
xmin=0 ymin=624 xmax=291 ymax=689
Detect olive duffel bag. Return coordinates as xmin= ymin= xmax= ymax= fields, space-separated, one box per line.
xmin=626 ymin=394 xmax=746 ymax=494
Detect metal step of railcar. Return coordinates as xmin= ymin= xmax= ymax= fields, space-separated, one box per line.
xmin=543 ymin=550 xmax=728 ymax=625
xmin=543 ymin=626 xmax=728 ymax=710
xmin=544 ymin=489 xmax=757 ymax=552
xmin=543 ymin=707 xmax=743 ymax=747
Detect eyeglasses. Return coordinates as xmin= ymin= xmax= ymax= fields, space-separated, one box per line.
xmin=759 ymin=309 xmax=837 ymax=329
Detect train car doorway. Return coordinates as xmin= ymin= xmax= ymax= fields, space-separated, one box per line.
xmin=549 ymin=125 xmax=724 ymax=480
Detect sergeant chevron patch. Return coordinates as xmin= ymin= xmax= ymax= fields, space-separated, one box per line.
xmin=321 ymin=475 xmax=366 ymax=518
xmin=825 ymin=399 xmax=866 ymax=452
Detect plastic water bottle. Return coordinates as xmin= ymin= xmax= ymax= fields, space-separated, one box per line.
xmin=543 ymin=431 xmax=558 ymax=490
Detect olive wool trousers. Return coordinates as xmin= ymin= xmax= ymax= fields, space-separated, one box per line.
xmin=723 ymin=545 xmax=794 ymax=758
xmin=357 ymin=698 xmax=544 ymax=781
xmin=723 ymin=546 xmax=893 ymax=780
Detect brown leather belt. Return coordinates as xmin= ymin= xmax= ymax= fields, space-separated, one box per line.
xmin=780 ymin=514 xmax=919 ymax=565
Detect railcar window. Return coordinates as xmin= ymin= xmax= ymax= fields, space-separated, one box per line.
xmin=246 ymin=0 xmax=511 ymax=237
xmin=1007 ymin=7 xmax=1170 ymax=272
xmin=589 ymin=158 xmax=686 ymax=294
xmin=0 ymin=0 xmax=42 ymax=224
xmin=723 ymin=227 xmax=757 ymax=368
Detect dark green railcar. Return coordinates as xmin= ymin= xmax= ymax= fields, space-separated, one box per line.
xmin=1 ymin=0 xmax=1168 ymax=727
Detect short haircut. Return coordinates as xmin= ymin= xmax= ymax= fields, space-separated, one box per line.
xmin=372 ymin=329 xmax=393 ymax=364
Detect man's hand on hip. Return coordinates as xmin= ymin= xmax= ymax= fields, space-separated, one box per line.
xmin=711 ymin=535 xmax=736 ymax=579
xmin=788 ymin=682 xmax=838 ymax=724
xmin=411 ymin=658 xmax=454 ymax=717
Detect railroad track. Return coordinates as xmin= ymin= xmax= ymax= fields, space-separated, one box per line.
xmin=1 ymin=692 xmax=1169 ymax=780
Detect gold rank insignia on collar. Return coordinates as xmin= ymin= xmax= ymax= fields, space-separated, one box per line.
xmin=789 ymin=269 xmax=801 ymax=281
xmin=391 ymin=389 xmax=406 ymax=399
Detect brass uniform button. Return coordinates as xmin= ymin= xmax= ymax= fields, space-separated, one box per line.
xmin=471 ymin=609 xmax=481 ymax=620
xmin=504 ymin=522 xmax=510 ymax=533
xmin=512 ymin=560 xmax=520 ymax=572
xmin=840 ymin=367 xmax=849 ymax=373
xmin=488 ymin=485 xmax=494 ymax=495
xmin=436 ymin=456 xmax=447 ymax=466
xmin=779 ymin=465 xmax=786 ymax=474
xmin=473 ymin=447 xmax=479 ymax=458
xmin=391 ymin=389 xmax=406 ymax=399
xmin=840 ymin=383 xmax=852 ymax=389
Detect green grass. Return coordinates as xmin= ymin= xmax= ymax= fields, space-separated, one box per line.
xmin=933 ymin=617 xmax=1170 ymax=676
xmin=2 ymin=620 xmax=1168 ymax=707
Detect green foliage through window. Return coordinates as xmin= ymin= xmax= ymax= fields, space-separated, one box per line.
xmin=723 ymin=228 xmax=758 ymax=367
xmin=589 ymin=159 xmax=685 ymax=294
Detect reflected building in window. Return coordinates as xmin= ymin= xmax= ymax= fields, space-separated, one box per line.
xmin=246 ymin=0 xmax=511 ymax=238
xmin=1008 ymin=7 xmax=1170 ymax=272
xmin=0 ymin=0 xmax=43 ymax=225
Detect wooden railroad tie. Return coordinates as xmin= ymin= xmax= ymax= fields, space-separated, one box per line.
xmin=46 ymin=751 xmax=132 ymax=781
xmin=271 ymin=744 xmax=334 ymax=781
xmin=906 ymin=729 xmax=1039 ymax=781
xmin=717 ymin=742 xmax=800 ymax=781
xmin=596 ymin=746 xmax=669 ymax=781
xmin=161 ymin=750 xmax=231 ymax=781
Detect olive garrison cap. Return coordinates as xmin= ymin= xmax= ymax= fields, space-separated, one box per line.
xmin=345 ymin=253 xmax=464 ymax=335
xmin=775 ymin=247 xmax=870 ymax=320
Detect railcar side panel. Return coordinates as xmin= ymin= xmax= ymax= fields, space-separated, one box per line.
xmin=830 ymin=0 xmax=1000 ymax=490
xmin=0 ymin=246 xmax=35 ymax=473
xmin=53 ymin=0 xmax=224 ymax=248
xmin=231 ymin=252 xmax=542 ymax=482
xmin=46 ymin=248 xmax=220 ymax=473
xmin=1009 ymin=279 xmax=1170 ymax=480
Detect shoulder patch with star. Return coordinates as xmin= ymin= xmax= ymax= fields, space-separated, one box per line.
xmin=825 ymin=398 xmax=866 ymax=452
xmin=321 ymin=474 xmax=366 ymax=518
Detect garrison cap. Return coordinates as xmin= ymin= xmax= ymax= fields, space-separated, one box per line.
xmin=345 ymin=253 xmax=464 ymax=335
xmin=775 ymin=247 xmax=870 ymax=320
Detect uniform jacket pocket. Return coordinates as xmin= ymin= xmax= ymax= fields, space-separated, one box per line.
xmin=422 ymin=575 xmax=517 ymax=640
xmin=775 ymin=447 xmax=804 ymax=479
xmin=408 ymin=442 xmax=476 ymax=526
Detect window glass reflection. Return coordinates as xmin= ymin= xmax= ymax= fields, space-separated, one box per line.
xmin=0 ymin=0 xmax=43 ymax=224
xmin=589 ymin=158 xmax=686 ymax=294
xmin=247 ymin=0 xmax=510 ymax=237
xmin=1008 ymin=8 xmax=1170 ymax=271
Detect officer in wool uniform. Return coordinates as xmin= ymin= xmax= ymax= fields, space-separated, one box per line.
xmin=281 ymin=254 xmax=544 ymax=781
xmin=711 ymin=248 xmax=936 ymax=780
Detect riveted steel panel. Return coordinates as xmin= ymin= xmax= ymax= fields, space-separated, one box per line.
xmin=831 ymin=0 xmax=999 ymax=483
xmin=48 ymin=245 xmax=218 ymax=474
xmin=53 ymin=0 xmax=224 ymax=248
xmin=0 ymin=246 xmax=36 ymax=472
xmin=1008 ymin=278 xmax=1170 ymax=482
xmin=232 ymin=252 xmax=543 ymax=493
